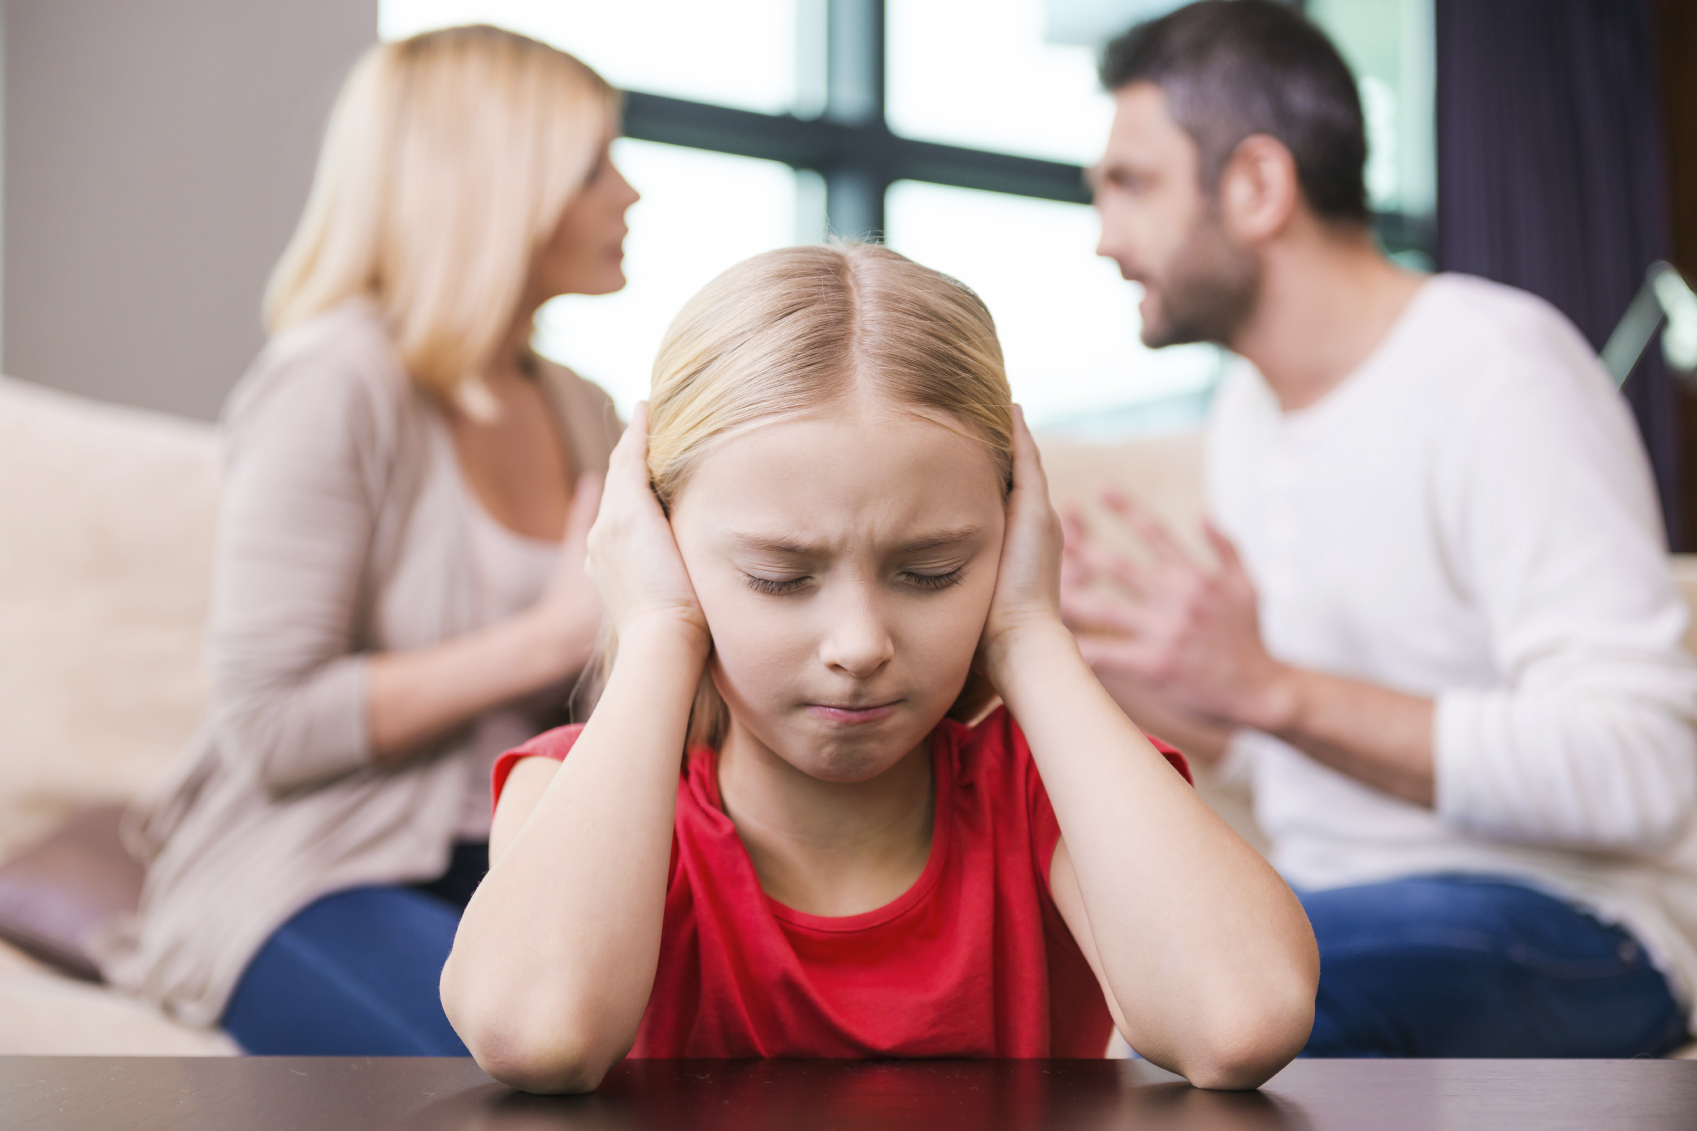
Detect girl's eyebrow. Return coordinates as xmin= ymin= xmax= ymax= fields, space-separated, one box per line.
xmin=730 ymin=533 xmax=819 ymax=557
xmin=729 ymin=526 xmax=983 ymax=557
xmin=897 ymin=526 xmax=983 ymax=554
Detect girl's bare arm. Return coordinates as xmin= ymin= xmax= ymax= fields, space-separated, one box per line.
xmin=984 ymin=411 xmax=1317 ymax=1090
xmin=440 ymin=406 xmax=709 ymax=1093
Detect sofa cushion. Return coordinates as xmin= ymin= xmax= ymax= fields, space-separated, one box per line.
xmin=1037 ymin=429 xmax=1207 ymax=554
xmin=0 ymin=377 xmax=218 ymax=858
xmin=0 ymin=805 xmax=142 ymax=980
xmin=0 ymin=937 xmax=238 ymax=1055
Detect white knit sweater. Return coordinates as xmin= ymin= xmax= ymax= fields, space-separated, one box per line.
xmin=1209 ymin=274 xmax=1697 ymax=1019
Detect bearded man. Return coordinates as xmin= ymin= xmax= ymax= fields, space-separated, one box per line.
xmin=1068 ymin=0 xmax=1697 ymax=1057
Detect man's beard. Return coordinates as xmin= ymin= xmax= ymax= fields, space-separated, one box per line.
xmin=1139 ymin=209 xmax=1261 ymax=349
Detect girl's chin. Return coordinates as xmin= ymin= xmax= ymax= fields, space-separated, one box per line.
xmin=789 ymin=750 xmax=911 ymax=785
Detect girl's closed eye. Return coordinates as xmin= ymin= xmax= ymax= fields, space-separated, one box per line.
xmin=744 ymin=573 xmax=811 ymax=596
xmin=902 ymin=566 xmax=966 ymax=591
xmin=741 ymin=566 xmax=967 ymax=596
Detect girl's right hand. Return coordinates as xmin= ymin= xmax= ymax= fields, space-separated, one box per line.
xmin=529 ymin=471 xmax=607 ymax=679
xmin=585 ymin=402 xmax=709 ymax=643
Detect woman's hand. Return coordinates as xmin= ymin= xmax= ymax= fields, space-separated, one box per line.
xmin=981 ymin=406 xmax=1070 ymax=685
xmin=584 ymin=402 xmax=709 ymax=644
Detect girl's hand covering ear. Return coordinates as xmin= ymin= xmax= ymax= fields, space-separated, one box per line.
xmin=584 ymin=402 xmax=709 ymax=644
xmin=981 ymin=406 xmax=1068 ymax=679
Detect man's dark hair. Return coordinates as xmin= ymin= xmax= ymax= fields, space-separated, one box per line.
xmin=1100 ymin=0 xmax=1369 ymax=224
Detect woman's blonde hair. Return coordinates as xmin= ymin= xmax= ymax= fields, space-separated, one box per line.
xmin=264 ymin=25 xmax=619 ymax=397
xmin=639 ymin=242 xmax=1014 ymax=750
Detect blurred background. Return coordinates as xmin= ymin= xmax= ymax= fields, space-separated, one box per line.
xmin=2 ymin=0 xmax=1692 ymax=530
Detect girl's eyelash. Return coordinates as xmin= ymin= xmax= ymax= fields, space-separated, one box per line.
xmin=903 ymin=567 xmax=966 ymax=591
xmin=742 ymin=568 xmax=966 ymax=594
xmin=744 ymin=574 xmax=809 ymax=595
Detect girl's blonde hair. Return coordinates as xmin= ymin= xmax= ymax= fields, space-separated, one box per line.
xmin=264 ymin=25 xmax=619 ymax=397
xmin=641 ymin=242 xmax=1014 ymax=749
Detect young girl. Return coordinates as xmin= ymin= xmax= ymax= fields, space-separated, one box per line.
xmin=440 ymin=244 xmax=1318 ymax=1091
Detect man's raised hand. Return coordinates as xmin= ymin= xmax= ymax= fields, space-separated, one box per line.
xmin=1060 ymin=489 xmax=1295 ymax=733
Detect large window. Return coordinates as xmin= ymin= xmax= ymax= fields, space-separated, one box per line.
xmin=886 ymin=0 xmax=1114 ymax=165
xmin=380 ymin=0 xmax=1433 ymax=429
xmin=534 ymin=142 xmax=800 ymax=412
xmin=381 ymin=0 xmax=803 ymax=114
xmin=1308 ymin=0 xmax=1435 ymax=267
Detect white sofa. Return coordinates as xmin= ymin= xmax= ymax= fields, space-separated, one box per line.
xmin=0 ymin=375 xmax=237 ymax=1054
xmin=2 ymin=373 xmax=1694 ymax=1055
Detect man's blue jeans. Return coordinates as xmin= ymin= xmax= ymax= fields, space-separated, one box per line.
xmin=1300 ymin=875 xmax=1689 ymax=1057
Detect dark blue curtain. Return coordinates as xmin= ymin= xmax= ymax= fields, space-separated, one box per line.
xmin=1435 ymin=0 xmax=1680 ymax=546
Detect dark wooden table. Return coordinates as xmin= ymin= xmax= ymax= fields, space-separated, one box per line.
xmin=4 ymin=1056 xmax=1695 ymax=1131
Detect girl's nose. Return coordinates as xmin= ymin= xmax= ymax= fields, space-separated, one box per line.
xmin=819 ymin=597 xmax=895 ymax=680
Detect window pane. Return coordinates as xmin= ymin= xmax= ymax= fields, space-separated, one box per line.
xmin=379 ymin=0 xmax=798 ymax=115
xmin=1308 ymin=0 xmax=1436 ymax=223
xmin=885 ymin=180 xmax=1226 ymax=432
xmin=534 ymin=140 xmax=798 ymax=417
xmin=887 ymin=0 xmax=1115 ymax=166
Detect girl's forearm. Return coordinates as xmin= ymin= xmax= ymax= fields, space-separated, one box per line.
xmin=989 ymin=623 xmax=1316 ymax=1087
xmin=441 ymin=613 xmax=708 ymax=1092
xmin=366 ymin=607 xmax=594 ymax=763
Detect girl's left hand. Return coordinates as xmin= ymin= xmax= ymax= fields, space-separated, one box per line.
xmin=982 ymin=405 xmax=1068 ymax=676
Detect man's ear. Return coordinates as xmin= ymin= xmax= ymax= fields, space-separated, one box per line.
xmin=1217 ymin=134 xmax=1300 ymax=245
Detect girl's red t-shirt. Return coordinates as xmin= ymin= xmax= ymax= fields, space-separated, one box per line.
xmin=490 ymin=706 xmax=1190 ymax=1059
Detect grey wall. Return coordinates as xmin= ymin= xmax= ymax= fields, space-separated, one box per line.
xmin=4 ymin=1 xmax=374 ymax=420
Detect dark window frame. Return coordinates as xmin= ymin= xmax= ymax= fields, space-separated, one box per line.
xmin=621 ymin=0 xmax=1430 ymax=259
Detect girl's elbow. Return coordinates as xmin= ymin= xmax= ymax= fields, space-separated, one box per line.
xmin=1182 ymin=960 xmax=1317 ymax=1090
xmin=470 ymin=1035 xmax=618 ymax=1095
xmin=449 ymin=1002 xmax=622 ymax=1094
xmin=1182 ymin=994 xmax=1314 ymax=1091
xmin=440 ymin=956 xmax=625 ymax=1094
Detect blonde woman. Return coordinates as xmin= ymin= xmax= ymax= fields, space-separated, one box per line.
xmin=93 ymin=26 xmax=636 ymax=1055
xmin=441 ymin=244 xmax=1318 ymax=1091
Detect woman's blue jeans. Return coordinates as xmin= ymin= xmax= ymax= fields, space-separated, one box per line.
xmin=221 ymin=843 xmax=487 ymax=1055
xmin=1300 ymin=875 xmax=1689 ymax=1057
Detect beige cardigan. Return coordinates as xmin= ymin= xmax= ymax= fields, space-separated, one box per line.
xmin=94 ymin=301 xmax=621 ymax=1026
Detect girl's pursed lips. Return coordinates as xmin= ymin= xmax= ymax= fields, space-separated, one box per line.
xmin=805 ymin=701 xmax=902 ymax=724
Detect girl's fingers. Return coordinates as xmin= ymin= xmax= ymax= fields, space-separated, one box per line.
xmin=1009 ymin=405 xmax=1050 ymax=501
xmin=562 ymin=474 xmax=604 ymax=549
xmin=621 ymin=403 xmax=649 ymax=458
xmin=601 ymin=403 xmax=667 ymax=525
xmin=604 ymin=401 xmax=650 ymax=490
